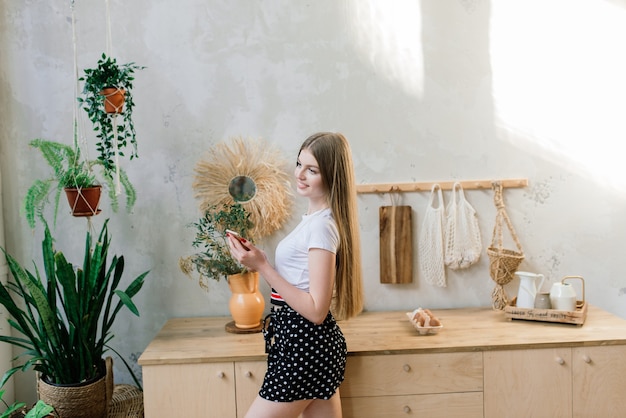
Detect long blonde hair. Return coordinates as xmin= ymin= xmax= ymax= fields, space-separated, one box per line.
xmin=299 ymin=132 xmax=363 ymax=320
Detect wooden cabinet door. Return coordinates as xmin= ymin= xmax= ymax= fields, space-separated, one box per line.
xmin=143 ymin=362 xmax=236 ymax=418
xmin=235 ymin=361 xmax=266 ymax=418
xmin=573 ymin=345 xmax=626 ymax=417
xmin=484 ymin=348 xmax=572 ymax=418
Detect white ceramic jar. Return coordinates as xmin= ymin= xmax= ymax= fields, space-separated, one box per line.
xmin=549 ymin=282 xmax=576 ymax=311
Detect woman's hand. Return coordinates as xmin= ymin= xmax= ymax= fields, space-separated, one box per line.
xmin=226 ymin=233 xmax=267 ymax=272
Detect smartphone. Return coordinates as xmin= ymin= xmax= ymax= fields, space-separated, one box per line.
xmin=226 ymin=229 xmax=249 ymax=250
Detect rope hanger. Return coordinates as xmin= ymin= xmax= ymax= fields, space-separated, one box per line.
xmin=104 ymin=0 xmax=122 ymax=196
xmin=70 ymin=0 xmax=99 ymax=222
xmin=356 ymin=178 xmax=528 ymax=194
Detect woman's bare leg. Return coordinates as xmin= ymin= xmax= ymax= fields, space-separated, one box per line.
xmin=244 ymin=395 xmax=311 ymax=418
xmin=302 ymin=391 xmax=342 ymax=418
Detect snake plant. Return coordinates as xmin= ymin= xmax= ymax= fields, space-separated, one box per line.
xmin=0 ymin=219 xmax=149 ymax=387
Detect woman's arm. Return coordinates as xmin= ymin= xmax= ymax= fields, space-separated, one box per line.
xmin=227 ymin=236 xmax=335 ymax=324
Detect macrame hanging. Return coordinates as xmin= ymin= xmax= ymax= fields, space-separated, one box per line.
xmin=70 ymin=0 xmax=100 ymax=220
xmin=487 ymin=182 xmax=524 ymax=310
xmin=104 ymin=0 xmax=122 ymax=196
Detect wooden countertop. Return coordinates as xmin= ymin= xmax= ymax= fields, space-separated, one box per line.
xmin=138 ymin=305 xmax=626 ymax=366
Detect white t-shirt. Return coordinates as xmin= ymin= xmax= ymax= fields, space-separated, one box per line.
xmin=275 ymin=208 xmax=339 ymax=292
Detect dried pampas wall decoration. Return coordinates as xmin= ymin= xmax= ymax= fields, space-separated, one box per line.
xmin=193 ymin=136 xmax=294 ymax=239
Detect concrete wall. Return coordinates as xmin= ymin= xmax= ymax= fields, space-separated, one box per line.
xmin=1 ymin=0 xmax=625 ymax=403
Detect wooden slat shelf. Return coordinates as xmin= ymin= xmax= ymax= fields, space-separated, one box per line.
xmin=356 ymin=178 xmax=528 ymax=194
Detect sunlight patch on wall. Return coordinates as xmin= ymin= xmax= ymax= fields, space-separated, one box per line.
xmin=490 ymin=0 xmax=626 ymax=191
xmin=346 ymin=0 xmax=424 ymax=98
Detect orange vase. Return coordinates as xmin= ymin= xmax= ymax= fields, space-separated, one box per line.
xmin=228 ymin=272 xmax=265 ymax=329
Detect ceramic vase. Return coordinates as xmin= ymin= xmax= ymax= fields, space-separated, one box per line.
xmin=228 ymin=271 xmax=265 ymax=329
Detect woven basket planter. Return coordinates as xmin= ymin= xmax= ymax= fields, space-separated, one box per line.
xmin=37 ymin=358 xmax=113 ymax=418
xmin=38 ymin=376 xmax=106 ymax=418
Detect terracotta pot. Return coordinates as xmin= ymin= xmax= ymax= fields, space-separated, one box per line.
xmin=64 ymin=186 xmax=102 ymax=217
xmin=228 ymin=272 xmax=265 ymax=329
xmin=100 ymin=87 xmax=125 ymax=114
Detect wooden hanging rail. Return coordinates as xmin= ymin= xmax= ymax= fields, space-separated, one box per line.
xmin=356 ymin=178 xmax=528 ymax=194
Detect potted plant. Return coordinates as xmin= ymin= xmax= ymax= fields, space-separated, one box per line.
xmin=78 ymin=53 xmax=144 ymax=175
xmin=179 ymin=203 xmax=265 ymax=330
xmin=0 ymin=219 xmax=149 ymax=418
xmin=0 ymin=390 xmax=54 ymax=418
xmin=23 ymin=138 xmax=136 ymax=229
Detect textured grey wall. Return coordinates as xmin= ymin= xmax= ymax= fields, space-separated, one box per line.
xmin=1 ymin=0 xmax=625 ymax=403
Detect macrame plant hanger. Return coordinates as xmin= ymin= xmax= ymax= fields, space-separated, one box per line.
xmin=70 ymin=0 xmax=98 ymax=225
xmin=104 ymin=0 xmax=123 ymax=196
xmin=487 ymin=182 xmax=525 ymax=310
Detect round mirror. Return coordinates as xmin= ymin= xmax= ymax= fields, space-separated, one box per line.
xmin=229 ymin=176 xmax=257 ymax=202
xmin=194 ymin=137 xmax=293 ymax=239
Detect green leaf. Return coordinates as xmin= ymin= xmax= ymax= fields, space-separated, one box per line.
xmin=113 ymin=289 xmax=139 ymax=316
xmin=25 ymin=400 xmax=55 ymax=418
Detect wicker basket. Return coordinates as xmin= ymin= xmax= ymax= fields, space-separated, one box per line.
xmin=487 ymin=247 xmax=524 ymax=285
xmin=108 ymin=384 xmax=144 ymax=418
xmin=37 ymin=358 xmax=113 ymax=418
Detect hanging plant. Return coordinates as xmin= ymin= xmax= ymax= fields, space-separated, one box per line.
xmin=22 ymin=138 xmax=137 ymax=229
xmin=78 ymin=53 xmax=145 ymax=175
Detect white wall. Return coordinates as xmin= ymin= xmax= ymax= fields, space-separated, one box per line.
xmin=1 ymin=0 xmax=625 ymax=403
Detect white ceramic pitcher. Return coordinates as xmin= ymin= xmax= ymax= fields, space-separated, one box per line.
xmin=515 ymin=271 xmax=546 ymax=309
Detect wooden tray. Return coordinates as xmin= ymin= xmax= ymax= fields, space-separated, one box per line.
xmin=504 ymin=297 xmax=588 ymax=325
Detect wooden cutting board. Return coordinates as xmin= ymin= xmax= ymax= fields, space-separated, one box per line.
xmin=379 ymin=206 xmax=413 ymax=283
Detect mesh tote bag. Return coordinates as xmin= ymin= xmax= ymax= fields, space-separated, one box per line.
xmin=418 ymin=184 xmax=446 ymax=287
xmin=444 ymin=182 xmax=482 ymax=270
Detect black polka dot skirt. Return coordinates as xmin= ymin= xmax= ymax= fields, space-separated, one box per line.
xmin=259 ymin=304 xmax=347 ymax=402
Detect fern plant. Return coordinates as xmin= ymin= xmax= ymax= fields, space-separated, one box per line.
xmin=179 ymin=203 xmax=254 ymax=287
xmin=23 ymin=138 xmax=136 ymax=228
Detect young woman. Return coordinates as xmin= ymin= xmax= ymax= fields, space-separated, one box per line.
xmin=227 ymin=132 xmax=364 ymax=418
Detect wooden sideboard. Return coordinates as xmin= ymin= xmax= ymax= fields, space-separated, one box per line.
xmin=138 ymin=306 xmax=626 ymax=417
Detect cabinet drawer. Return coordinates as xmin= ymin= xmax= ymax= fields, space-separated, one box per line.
xmin=341 ymin=352 xmax=483 ymax=397
xmin=342 ymin=392 xmax=483 ymax=418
